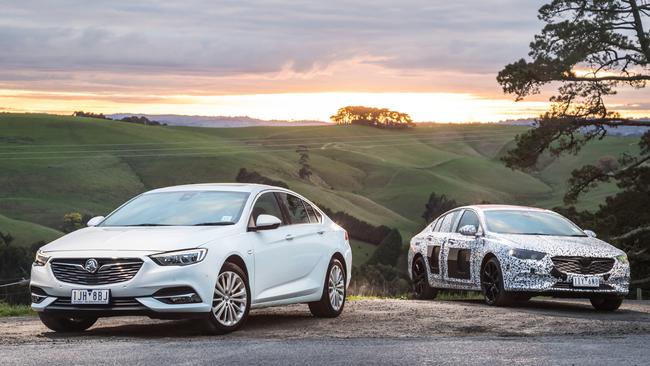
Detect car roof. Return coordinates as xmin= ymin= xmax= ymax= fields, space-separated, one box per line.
xmin=145 ymin=183 xmax=287 ymax=195
xmin=462 ymin=204 xmax=550 ymax=212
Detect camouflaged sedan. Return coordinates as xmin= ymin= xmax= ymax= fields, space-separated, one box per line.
xmin=408 ymin=205 xmax=630 ymax=311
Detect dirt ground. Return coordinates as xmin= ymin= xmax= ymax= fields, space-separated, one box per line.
xmin=1 ymin=298 xmax=649 ymax=345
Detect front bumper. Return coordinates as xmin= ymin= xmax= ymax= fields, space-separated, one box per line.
xmin=30 ymin=250 xmax=217 ymax=317
xmin=501 ymin=255 xmax=630 ymax=296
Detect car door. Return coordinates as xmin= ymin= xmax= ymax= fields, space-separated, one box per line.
xmin=246 ymin=191 xmax=297 ymax=303
xmin=251 ymin=192 xmax=324 ymax=303
xmin=444 ymin=209 xmax=482 ymax=287
xmin=275 ymin=193 xmax=326 ymax=289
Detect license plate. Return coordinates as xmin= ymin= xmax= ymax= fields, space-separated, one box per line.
xmin=71 ymin=289 xmax=110 ymax=304
xmin=572 ymin=276 xmax=600 ymax=288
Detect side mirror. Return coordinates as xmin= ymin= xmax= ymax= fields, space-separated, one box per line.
xmin=458 ymin=224 xmax=478 ymax=236
xmin=87 ymin=216 xmax=105 ymax=227
xmin=584 ymin=230 xmax=597 ymax=238
xmin=253 ymin=214 xmax=282 ymax=231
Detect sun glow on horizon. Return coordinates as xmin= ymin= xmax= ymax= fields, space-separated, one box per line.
xmin=0 ymin=90 xmax=559 ymax=123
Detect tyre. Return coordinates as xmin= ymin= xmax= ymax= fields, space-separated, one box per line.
xmin=309 ymin=258 xmax=346 ymax=318
xmin=38 ymin=313 xmax=97 ymax=332
xmin=480 ymin=257 xmax=515 ymax=306
xmin=590 ymin=296 xmax=623 ymax=311
xmin=411 ymin=256 xmax=437 ymax=300
xmin=205 ymin=262 xmax=251 ymax=334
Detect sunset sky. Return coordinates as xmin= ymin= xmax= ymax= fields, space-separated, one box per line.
xmin=1 ymin=0 xmax=649 ymax=122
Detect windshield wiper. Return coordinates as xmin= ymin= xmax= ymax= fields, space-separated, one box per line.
xmin=193 ymin=222 xmax=236 ymax=226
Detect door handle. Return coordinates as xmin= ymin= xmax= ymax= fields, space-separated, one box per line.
xmin=285 ymin=234 xmax=294 ymax=241
xmin=317 ymin=230 xmax=325 ymax=235
xmin=447 ymin=238 xmax=457 ymax=245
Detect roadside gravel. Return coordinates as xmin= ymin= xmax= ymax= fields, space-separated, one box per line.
xmin=1 ymin=298 xmax=649 ymax=345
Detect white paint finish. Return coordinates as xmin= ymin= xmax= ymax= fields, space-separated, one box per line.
xmin=31 ymin=183 xmax=350 ymax=318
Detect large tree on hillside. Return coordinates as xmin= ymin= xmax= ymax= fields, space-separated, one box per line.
xmin=497 ymin=0 xmax=650 ymax=285
xmin=331 ymin=106 xmax=415 ymax=129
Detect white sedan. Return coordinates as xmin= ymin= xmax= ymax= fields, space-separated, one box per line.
xmin=30 ymin=183 xmax=352 ymax=334
xmin=408 ymin=205 xmax=630 ymax=311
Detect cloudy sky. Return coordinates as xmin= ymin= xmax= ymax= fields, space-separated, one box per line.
xmin=1 ymin=0 xmax=648 ymax=122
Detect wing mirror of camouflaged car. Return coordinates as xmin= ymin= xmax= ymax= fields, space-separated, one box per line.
xmin=458 ymin=224 xmax=478 ymax=236
xmin=584 ymin=230 xmax=597 ymax=238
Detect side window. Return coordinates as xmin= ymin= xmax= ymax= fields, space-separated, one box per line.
xmin=277 ymin=193 xmax=310 ymax=224
xmin=432 ymin=217 xmax=443 ymax=232
xmin=439 ymin=211 xmax=458 ymax=233
xmin=304 ymin=202 xmax=322 ymax=224
xmin=456 ymin=210 xmax=480 ymax=232
xmin=250 ymin=193 xmax=285 ymax=226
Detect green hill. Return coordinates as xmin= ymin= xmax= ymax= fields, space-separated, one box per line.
xmin=0 ymin=214 xmax=62 ymax=247
xmin=0 ymin=113 xmax=638 ymax=252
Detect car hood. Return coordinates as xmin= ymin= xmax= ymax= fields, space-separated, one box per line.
xmin=40 ymin=226 xmax=240 ymax=253
xmin=490 ymin=233 xmax=624 ymax=257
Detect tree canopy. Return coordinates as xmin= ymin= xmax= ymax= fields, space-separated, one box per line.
xmin=497 ymin=0 xmax=650 ymax=285
xmin=331 ymin=106 xmax=415 ymax=129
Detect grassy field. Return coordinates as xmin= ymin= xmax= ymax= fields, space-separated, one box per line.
xmin=0 ymin=113 xmax=639 ymax=258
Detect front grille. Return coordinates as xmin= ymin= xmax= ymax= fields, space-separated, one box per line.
xmin=551 ymin=256 xmax=615 ymax=275
xmin=50 ymin=258 xmax=143 ymax=285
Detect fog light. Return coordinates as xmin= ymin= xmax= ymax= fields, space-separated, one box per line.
xmin=152 ymin=287 xmax=202 ymax=304
xmin=30 ymin=286 xmax=47 ymax=304
xmin=155 ymin=293 xmax=201 ymax=304
xmin=31 ymin=294 xmax=47 ymax=304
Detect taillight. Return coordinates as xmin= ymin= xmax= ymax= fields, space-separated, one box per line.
xmin=344 ymin=231 xmax=349 ymax=241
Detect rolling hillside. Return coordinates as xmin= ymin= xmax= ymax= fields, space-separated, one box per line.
xmin=0 ymin=113 xmax=638 ymax=253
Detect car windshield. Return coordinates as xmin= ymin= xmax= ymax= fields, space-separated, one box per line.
xmin=484 ymin=210 xmax=586 ymax=237
xmin=101 ymin=191 xmax=250 ymax=226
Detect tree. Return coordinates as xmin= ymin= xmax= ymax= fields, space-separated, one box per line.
xmin=295 ymin=145 xmax=313 ymax=179
xmin=422 ymin=193 xmax=459 ymax=224
xmin=497 ymin=0 xmax=650 ymax=285
xmin=0 ymin=231 xmax=14 ymax=247
xmin=235 ymin=168 xmax=290 ymax=188
xmin=73 ymin=111 xmax=108 ymax=119
xmin=367 ymin=229 xmax=403 ymax=266
xmin=331 ymin=106 xmax=415 ymax=129
xmin=62 ymin=212 xmax=84 ymax=233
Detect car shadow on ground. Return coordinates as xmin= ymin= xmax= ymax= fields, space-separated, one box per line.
xmin=455 ymin=298 xmax=650 ymax=321
xmin=40 ymin=311 xmax=318 ymax=340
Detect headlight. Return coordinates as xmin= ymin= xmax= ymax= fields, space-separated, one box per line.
xmin=34 ymin=250 xmax=50 ymax=266
xmin=508 ymin=248 xmax=546 ymax=260
xmin=616 ymin=254 xmax=629 ymax=264
xmin=150 ymin=249 xmax=207 ymax=266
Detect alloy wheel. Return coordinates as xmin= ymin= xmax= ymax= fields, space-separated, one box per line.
xmin=212 ymin=271 xmax=248 ymax=327
xmin=481 ymin=261 xmax=501 ymax=303
xmin=328 ymin=263 xmax=345 ymax=311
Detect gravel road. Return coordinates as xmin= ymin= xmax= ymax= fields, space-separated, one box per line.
xmin=1 ymin=298 xmax=649 ymax=365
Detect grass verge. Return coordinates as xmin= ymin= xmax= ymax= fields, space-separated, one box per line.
xmin=0 ymin=303 xmax=35 ymax=317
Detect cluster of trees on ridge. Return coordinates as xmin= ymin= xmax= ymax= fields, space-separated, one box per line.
xmin=73 ymin=111 xmax=166 ymax=126
xmin=331 ymin=106 xmax=415 ymax=129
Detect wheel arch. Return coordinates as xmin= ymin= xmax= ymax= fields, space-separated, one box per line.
xmin=332 ymin=251 xmax=346 ymax=272
xmin=412 ymin=252 xmax=424 ymax=272
xmin=223 ymin=254 xmax=249 ymax=279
